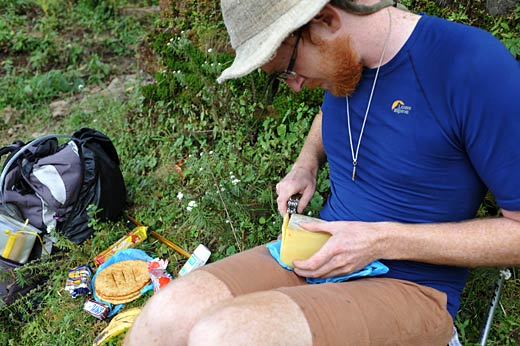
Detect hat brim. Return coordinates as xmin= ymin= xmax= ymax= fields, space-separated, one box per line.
xmin=217 ymin=0 xmax=329 ymax=83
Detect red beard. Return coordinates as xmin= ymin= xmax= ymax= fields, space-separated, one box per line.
xmin=313 ymin=33 xmax=363 ymax=97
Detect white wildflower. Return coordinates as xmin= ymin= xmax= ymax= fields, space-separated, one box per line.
xmin=177 ymin=192 xmax=184 ymax=200
xmin=207 ymin=48 xmax=213 ymax=53
xmin=187 ymin=200 xmax=198 ymax=212
xmin=230 ymin=173 xmax=240 ymax=185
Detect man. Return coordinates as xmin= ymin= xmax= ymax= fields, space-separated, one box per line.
xmin=125 ymin=0 xmax=520 ymax=345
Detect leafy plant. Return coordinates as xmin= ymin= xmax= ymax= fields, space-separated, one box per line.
xmin=488 ymin=4 xmax=520 ymax=58
xmin=0 ymin=0 xmax=519 ymax=345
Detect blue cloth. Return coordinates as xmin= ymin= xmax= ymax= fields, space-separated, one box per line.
xmin=320 ymin=15 xmax=520 ymax=319
xmin=266 ymin=240 xmax=388 ymax=284
xmin=91 ymin=249 xmax=154 ymax=317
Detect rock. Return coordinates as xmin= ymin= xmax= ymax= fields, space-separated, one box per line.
xmin=103 ymin=77 xmax=125 ymax=96
xmin=102 ymin=75 xmax=144 ymax=96
xmin=49 ymin=100 xmax=71 ymax=118
xmin=486 ymin=0 xmax=520 ymax=15
xmin=5 ymin=124 xmax=26 ymax=138
xmin=1 ymin=106 xmax=23 ymax=124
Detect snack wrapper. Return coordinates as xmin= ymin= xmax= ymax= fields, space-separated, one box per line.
xmin=147 ymin=258 xmax=172 ymax=293
xmin=83 ymin=298 xmax=110 ymax=320
xmin=65 ymin=264 xmax=93 ymax=298
xmin=94 ymin=226 xmax=148 ymax=266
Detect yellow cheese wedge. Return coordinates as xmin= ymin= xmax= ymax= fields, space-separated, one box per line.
xmin=280 ymin=213 xmax=330 ymax=268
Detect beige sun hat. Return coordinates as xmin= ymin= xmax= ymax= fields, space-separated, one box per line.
xmin=217 ymin=0 xmax=330 ymax=83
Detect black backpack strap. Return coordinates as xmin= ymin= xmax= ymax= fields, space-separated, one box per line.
xmin=0 ymin=141 xmax=24 ymax=156
xmin=0 ymin=141 xmax=25 ymax=170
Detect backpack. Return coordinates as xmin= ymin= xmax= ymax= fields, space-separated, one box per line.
xmin=0 ymin=128 xmax=127 ymax=244
xmin=0 ymin=128 xmax=126 ymax=305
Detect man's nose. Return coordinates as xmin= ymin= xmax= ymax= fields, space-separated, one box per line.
xmin=285 ymin=75 xmax=305 ymax=92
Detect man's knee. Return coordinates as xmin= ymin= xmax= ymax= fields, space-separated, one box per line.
xmin=138 ymin=269 xmax=226 ymax=321
xmin=124 ymin=270 xmax=233 ymax=346
xmin=188 ymin=291 xmax=312 ymax=346
xmin=187 ymin=305 xmax=238 ymax=346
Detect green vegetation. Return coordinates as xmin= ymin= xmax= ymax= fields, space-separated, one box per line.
xmin=0 ymin=0 xmax=519 ymax=344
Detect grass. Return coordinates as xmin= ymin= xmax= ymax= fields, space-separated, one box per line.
xmin=0 ymin=0 xmax=519 ymax=345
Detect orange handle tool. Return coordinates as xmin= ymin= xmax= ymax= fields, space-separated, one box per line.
xmin=126 ymin=215 xmax=190 ymax=259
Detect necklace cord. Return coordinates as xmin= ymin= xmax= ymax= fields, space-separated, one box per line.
xmin=347 ymin=8 xmax=392 ymax=179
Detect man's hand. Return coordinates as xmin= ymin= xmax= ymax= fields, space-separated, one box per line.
xmin=276 ymin=166 xmax=317 ymax=215
xmin=276 ymin=110 xmax=325 ymax=215
xmin=292 ymin=220 xmax=386 ymax=278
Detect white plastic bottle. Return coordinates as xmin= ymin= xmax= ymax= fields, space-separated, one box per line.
xmin=178 ymin=244 xmax=211 ymax=277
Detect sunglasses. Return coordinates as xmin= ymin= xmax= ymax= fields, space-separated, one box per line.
xmin=265 ymin=31 xmax=302 ymax=104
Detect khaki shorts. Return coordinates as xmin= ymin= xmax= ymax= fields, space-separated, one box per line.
xmin=201 ymin=245 xmax=454 ymax=346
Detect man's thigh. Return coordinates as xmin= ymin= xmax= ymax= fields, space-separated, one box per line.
xmin=200 ymin=245 xmax=453 ymax=346
xmin=278 ymin=278 xmax=453 ymax=345
xmin=200 ymin=244 xmax=307 ymax=294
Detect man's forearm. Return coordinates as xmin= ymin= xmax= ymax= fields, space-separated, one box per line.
xmin=380 ymin=210 xmax=520 ymax=267
xmin=275 ymin=110 xmax=328 ymax=214
xmin=293 ymin=109 xmax=327 ymax=173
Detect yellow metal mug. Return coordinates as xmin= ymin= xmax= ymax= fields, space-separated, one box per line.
xmin=280 ymin=213 xmax=330 ymax=268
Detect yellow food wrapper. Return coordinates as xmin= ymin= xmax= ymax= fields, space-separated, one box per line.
xmin=94 ymin=226 xmax=148 ymax=266
xmin=280 ymin=213 xmax=330 ymax=268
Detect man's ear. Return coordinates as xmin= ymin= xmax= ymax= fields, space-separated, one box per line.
xmin=310 ymin=4 xmax=342 ymax=34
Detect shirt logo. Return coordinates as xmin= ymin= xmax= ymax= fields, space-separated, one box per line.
xmin=391 ymin=100 xmax=412 ymax=115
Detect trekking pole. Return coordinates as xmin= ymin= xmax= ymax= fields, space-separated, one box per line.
xmin=479 ymin=268 xmax=511 ymax=345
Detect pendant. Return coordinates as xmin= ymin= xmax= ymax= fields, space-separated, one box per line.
xmin=352 ymin=160 xmax=357 ymax=181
